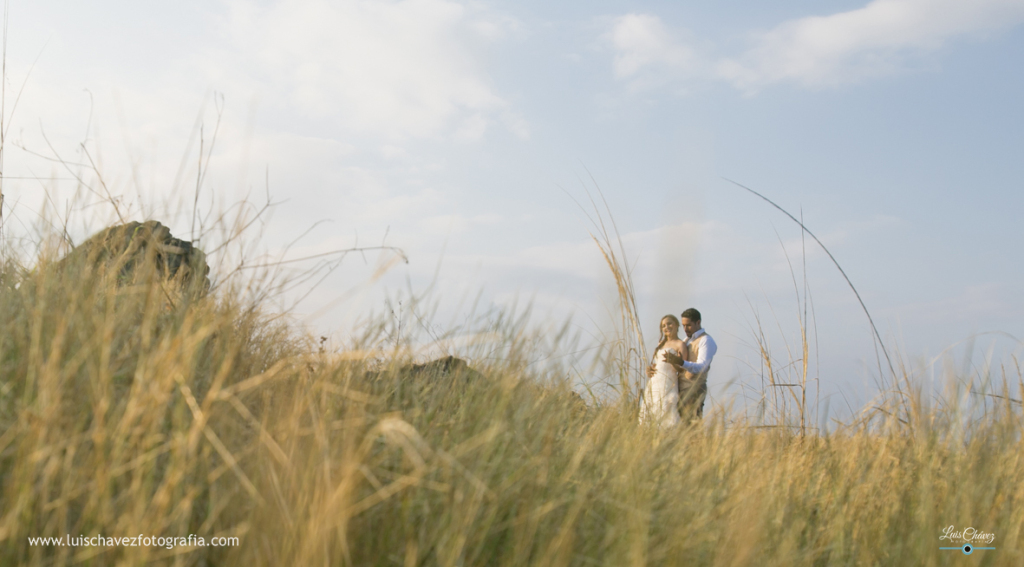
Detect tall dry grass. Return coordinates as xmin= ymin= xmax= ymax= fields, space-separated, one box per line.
xmin=0 ymin=212 xmax=1021 ymax=567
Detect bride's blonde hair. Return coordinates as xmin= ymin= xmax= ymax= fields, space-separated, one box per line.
xmin=653 ymin=314 xmax=680 ymax=359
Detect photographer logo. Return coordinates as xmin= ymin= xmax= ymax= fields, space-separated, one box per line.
xmin=939 ymin=525 xmax=996 ymax=555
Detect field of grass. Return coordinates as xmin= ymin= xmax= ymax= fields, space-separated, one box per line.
xmin=1 ymin=228 xmax=1022 ymax=566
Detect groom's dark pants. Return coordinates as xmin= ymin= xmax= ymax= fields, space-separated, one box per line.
xmin=678 ymin=377 xmax=707 ymax=421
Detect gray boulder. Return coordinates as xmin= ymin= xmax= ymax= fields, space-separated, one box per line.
xmin=58 ymin=220 xmax=210 ymax=294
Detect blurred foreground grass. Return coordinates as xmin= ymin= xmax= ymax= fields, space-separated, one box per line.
xmin=0 ymin=238 xmax=1022 ymax=567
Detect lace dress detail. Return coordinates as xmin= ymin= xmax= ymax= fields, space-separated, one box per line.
xmin=639 ymin=347 xmax=681 ymax=427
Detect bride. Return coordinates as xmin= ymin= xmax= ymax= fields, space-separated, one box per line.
xmin=640 ymin=315 xmax=687 ymax=427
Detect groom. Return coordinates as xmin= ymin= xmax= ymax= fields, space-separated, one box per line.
xmin=663 ymin=308 xmax=717 ymax=420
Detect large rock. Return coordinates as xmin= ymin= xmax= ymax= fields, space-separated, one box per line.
xmin=403 ymin=356 xmax=481 ymax=381
xmin=381 ymin=355 xmax=590 ymax=417
xmin=58 ymin=220 xmax=210 ymax=294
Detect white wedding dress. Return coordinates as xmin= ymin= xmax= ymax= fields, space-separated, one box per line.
xmin=639 ymin=347 xmax=681 ymax=428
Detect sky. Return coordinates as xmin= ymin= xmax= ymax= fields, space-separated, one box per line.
xmin=2 ymin=0 xmax=1023 ymax=420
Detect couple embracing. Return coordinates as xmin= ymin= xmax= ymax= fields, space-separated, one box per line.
xmin=640 ymin=308 xmax=717 ymax=428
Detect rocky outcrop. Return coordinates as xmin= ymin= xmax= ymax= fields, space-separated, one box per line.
xmin=58 ymin=220 xmax=210 ymax=294
xmin=374 ymin=355 xmax=589 ymax=417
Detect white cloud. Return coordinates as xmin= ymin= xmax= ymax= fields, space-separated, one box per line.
xmin=218 ymin=0 xmax=523 ymax=140
xmin=720 ymin=0 xmax=1024 ymax=89
xmin=608 ymin=13 xmax=696 ymax=81
xmin=608 ymin=1 xmax=1024 ymax=92
xmin=606 ymin=13 xmax=696 ymax=77
xmin=0 ymin=0 xmax=530 ymax=244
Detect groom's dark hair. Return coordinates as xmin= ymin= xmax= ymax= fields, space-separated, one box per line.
xmin=681 ymin=308 xmax=701 ymax=322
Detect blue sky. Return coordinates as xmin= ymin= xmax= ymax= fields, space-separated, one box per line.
xmin=4 ymin=0 xmax=1023 ymax=417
